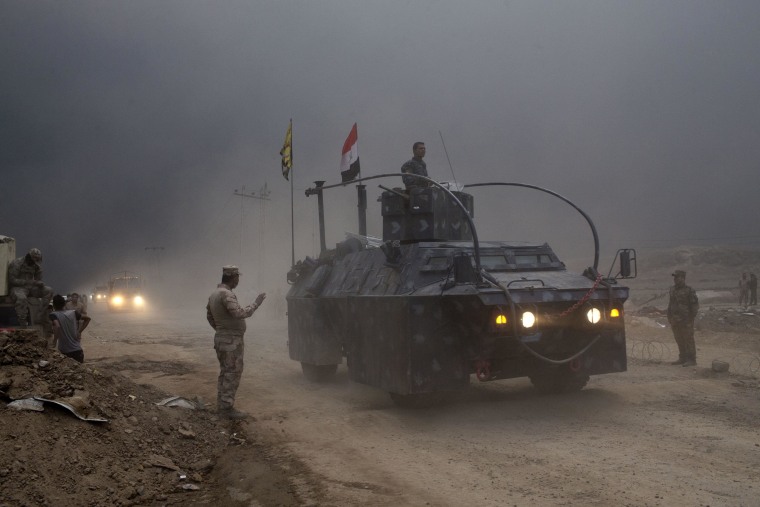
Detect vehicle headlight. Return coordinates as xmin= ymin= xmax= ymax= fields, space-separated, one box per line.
xmin=586 ymin=308 xmax=601 ymax=324
xmin=521 ymin=311 xmax=536 ymax=328
xmin=134 ymin=296 xmax=144 ymax=306
xmin=112 ymin=296 xmax=124 ymax=306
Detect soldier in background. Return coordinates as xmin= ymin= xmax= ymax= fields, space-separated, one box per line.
xmin=401 ymin=141 xmax=429 ymax=190
xmin=206 ymin=265 xmax=266 ymax=420
xmin=7 ymin=248 xmax=53 ymax=325
xmin=738 ymin=272 xmax=749 ymax=307
xmin=667 ymin=270 xmax=699 ymax=367
xmin=64 ymin=292 xmax=87 ymax=315
xmin=749 ymin=273 xmax=757 ymax=306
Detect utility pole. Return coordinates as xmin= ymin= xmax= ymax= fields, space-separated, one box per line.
xmin=257 ymin=183 xmax=271 ymax=283
xmin=144 ymin=246 xmax=164 ymax=283
xmin=234 ymin=185 xmax=271 ymax=281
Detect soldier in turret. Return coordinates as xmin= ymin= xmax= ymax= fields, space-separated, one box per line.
xmin=401 ymin=141 xmax=429 ymax=190
xmin=667 ymin=270 xmax=699 ymax=367
xmin=7 ymin=248 xmax=53 ymax=325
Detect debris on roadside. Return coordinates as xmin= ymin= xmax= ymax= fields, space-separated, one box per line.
xmin=0 ymin=324 xmax=234 ymax=505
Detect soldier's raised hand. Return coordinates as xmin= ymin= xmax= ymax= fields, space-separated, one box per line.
xmin=255 ymin=293 xmax=266 ymax=306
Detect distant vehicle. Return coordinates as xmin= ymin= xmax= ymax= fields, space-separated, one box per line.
xmin=107 ymin=271 xmax=146 ymax=312
xmin=92 ymin=285 xmax=109 ymax=304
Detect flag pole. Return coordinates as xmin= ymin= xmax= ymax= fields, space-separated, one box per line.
xmin=290 ymin=119 xmax=295 ymax=267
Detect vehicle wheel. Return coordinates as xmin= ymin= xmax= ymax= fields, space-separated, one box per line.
xmin=529 ymin=371 xmax=589 ymax=394
xmin=389 ymin=392 xmax=449 ymax=408
xmin=300 ymin=362 xmax=338 ymax=383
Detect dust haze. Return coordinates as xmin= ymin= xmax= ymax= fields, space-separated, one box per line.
xmin=2 ymin=1 xmax=760 ymax=300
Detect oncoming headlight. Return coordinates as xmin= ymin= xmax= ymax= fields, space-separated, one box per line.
xmin=134 ymin=296 xmax=144 ymax=306
xmin=586 ymin=308 xmax=601 ymax=324
xmin=112 ymin=295 xmax=124 ymax=306
xmin=521 ymin=311 xmax=536 ymax=328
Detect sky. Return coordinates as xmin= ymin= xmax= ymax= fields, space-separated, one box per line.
xmin=2 ymin=0 xmax=760 ymax=298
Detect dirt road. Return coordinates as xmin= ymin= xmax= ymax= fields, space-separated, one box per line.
xmin=84 ymin=303 xmax=760 ymax=506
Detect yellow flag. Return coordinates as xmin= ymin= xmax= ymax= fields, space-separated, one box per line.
xmin=280 ymin=121 xmax=292 ymax=180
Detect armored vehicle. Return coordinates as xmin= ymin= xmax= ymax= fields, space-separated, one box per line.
xmin=286 ymin=175 xmax=635 ymax=406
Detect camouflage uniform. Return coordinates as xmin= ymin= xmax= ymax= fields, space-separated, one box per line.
xmin=401 ymin=157 xmax=428 ymax=189
xmin=7 ymin=249 xmax=53 ymax=325
xmin=667 ymin=270 xmax=699 ymax=365
xmin=206 ymin=268 xmax=260 ymax=412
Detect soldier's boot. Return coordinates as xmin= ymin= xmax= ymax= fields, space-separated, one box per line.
xmin=219 ymin=407 xmax=248 ymax=420
xmin=681 ymin=358 xmax=697 ymax=367
xmin=670 ymin=357 xmax=684 ymax=365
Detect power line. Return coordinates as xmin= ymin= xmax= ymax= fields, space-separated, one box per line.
xmin=633 ymin=235 xmax=760 ymax=246
xmin=234 ymin=184 xmax=272 ymax=281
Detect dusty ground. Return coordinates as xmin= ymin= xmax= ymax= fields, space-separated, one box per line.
xmin=3 ymin=245 xmax=760 ymax=506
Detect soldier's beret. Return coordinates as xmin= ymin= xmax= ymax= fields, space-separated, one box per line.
xmin=672 ymin=270 xmax=686 ymax=277
xmin=222 ymin=265 xmax=241 ymax=276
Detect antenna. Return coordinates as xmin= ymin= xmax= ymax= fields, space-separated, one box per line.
xmin=439 ymin=130 xmax=458 ymax=186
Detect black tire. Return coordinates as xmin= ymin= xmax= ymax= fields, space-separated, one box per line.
xmin=389 ymin=391 xmax=449 ymax=408
xmin=529 ymin=371 xmax=589 ymax=394
xmin=301 ymin=363 xmax=338 ymax=383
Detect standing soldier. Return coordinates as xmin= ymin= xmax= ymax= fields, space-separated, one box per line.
xmin=667 ymin=270 xmax=699 ymax=367
xmin=206 ymin=265 xmax=266 ymax=420
xmin=738 ymin=272 xmax=750 ymax=307
xmin=749 ymin=273 xmax=757 ymax=306
xmin=7 ymin=248 xmax=53 ymax=325
xmin=64 ymin=292 xmax=88 ymax=315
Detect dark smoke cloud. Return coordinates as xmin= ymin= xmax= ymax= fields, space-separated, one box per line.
xmin=2 ymin=1 xmax=759 ymax=295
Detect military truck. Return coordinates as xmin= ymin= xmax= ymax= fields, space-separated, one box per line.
xmin=92 ymin=285 xmax=109 ymax=304
xmin=286 ymin=175 xmax=635 ymax=406
xmin=107 ymin=271 xmax=146 ymax=312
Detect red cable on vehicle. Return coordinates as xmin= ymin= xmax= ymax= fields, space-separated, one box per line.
xmin=559 ymin=273 xmax=603 ymax=317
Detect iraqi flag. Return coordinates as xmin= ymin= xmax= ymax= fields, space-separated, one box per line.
xmin=340 ymin=123 xmax=361 ymax=183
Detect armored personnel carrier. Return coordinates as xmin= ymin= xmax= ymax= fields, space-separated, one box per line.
xmin=286 ymin=174 xmax=635 ymax=406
